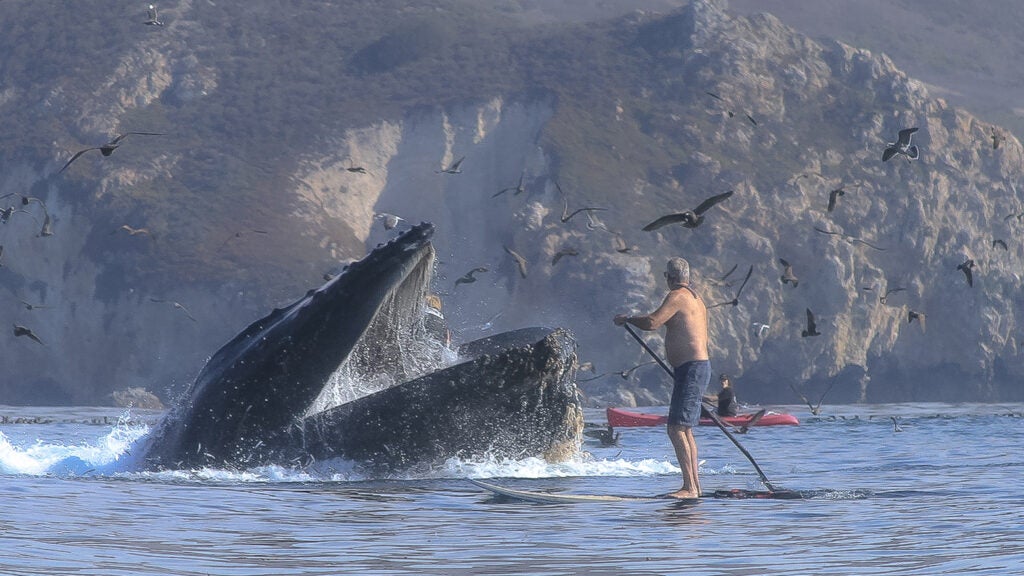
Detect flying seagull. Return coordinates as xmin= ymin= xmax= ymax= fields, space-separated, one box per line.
xmin=454 ymin=266 xmax=488 ymax=286
xmin=826 ymin=187 xmax=849 ymax=213
xmin=117 ymin=223 xmax=150 ymax=234
xmin=583 ymin=424 xmax=620 ymax=447
xmin=708 ymin=265 xmax=753 ymax=309
xmin=58 ymin=132 xmax=166 ymax=173
xmin=882 ymin=127 xmax=920 ymax=163
xmin=374 ymin=212 xmax=404 ymax=230
xmin=801 ymin=308 xmax=820 ymax=337
xmin=612 ymin=233 xmax=638 ymax=254
xmin=789 ymin=381 xmax=835 ymax=415
xmin=733 ymin=408 xmax=766 ymax=434
xmin=18 ymin=299 xmax=53 ymax=311
xmin=992 ymin=132 xmax=1004 ymax=150
xmin=642 ymin=190 xmax=734 ymax=231
xmin=992 ymin=238 xmax=1008 ymax=251
xmin=956 ymin=258 xmax=975 ymax=287
xmin=150 ymin=298 xmax=197 ymax=322
xmin=504 ymin=245 xmax=528 ymax=278
xmin=13 ymin=324 xmax=44 ymax=345
xmin=779 ymin=258 xmax=798 ymax=287
xmin=345 ymin=166 xmax=368 ymax=174
xmin=705 ymin=263 xmax=739 ymax=287
xmin=560 ymin=198 xmax=607 ymax=223
xmin=703 ymin=91 xmax=757 ymax=126
xmin=551 ymin=247 xmax=579 ymax=266
xmin=493 ymin=173 xmax=526 ymax=198
xmin=435 ymin=156 xmax=465 ymax=174
xmin=907 ymin=309 xmax=926 ymax=332
xmin=814 ymin=225 xmax=887 ymax=251
xmin=879 ymin=286 xmax=906 ymax=304
xmin=752 ymin=322 xmax=770 ymax=338
xmin=145 ymin=4 xmax=164 ymax=26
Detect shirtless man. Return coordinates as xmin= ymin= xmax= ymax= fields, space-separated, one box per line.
xmin=614 ymin=257 xmax=710 ymax=498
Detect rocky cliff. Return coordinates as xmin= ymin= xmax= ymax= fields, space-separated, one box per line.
xmin=1 ymin=0 xmax=1021 ymax=406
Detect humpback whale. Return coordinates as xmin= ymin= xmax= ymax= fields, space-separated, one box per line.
xmin=137 ymin=223 xmax=582 ymax=471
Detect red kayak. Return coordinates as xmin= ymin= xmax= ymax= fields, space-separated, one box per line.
xmin=606 ymin=406 xmax=799 ymax=428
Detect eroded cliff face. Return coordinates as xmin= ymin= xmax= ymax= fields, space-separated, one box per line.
xmin=2 ymin=0 xmax=1021 ymax=406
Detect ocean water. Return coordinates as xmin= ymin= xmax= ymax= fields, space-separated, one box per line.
xmin=0 ymin=402 xmax=1021 ymax=575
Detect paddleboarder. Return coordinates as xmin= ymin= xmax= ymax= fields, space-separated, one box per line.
xmin=614 ymin=257 xmax=711 ymax=499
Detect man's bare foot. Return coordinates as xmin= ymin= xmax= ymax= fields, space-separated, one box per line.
xmin=666 ymin=489 xmax=700 ymax=499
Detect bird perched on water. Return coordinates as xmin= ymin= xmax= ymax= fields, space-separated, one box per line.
xmin=801 ymin=308 xmax=820 ymax=337
xmin=779 ymin=258 xmax=799 ymax=287
xmin=13 ymin=324 xmax=44 ymax=345
xmin=551 ymin=247 xmax=579 ymax=266
xmin=145 ymin=4 xmax=164 ymax=26
xmin=907 ymin=309 xmax=926 ymax=332
xmin=642 ymin=190 xmax=734 ymax=231
xmin=504 ymin=245 xmax=528 ymax=278
xmin=882 ymin=127 xmax=920 ymax=162
xmin=708 ymin=265 xmax=753 ymax=309
xmin=956 ymin=259 xmax=975 ymax=287
xmin=374 ymin=212 xmax=404 ymax=230
xmin=149 ymin=298 xmax=197 ymax=322
xmin=58 ymin=132 xmax=166 ymax=173
xmin=435 ymin=156 xmax=465 ymax=174
xmin=454 ymin=266 xmax=488 ymax=286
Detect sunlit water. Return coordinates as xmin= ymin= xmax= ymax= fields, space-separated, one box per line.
xmin=0 ymin=402 xmax=1021 ymax=575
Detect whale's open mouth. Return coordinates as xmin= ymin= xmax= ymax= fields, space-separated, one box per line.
xmin=138 ymin=222 xmax=581 ymax=471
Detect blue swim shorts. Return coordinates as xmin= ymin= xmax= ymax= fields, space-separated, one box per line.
xmin=667 ymin=360 xmax=711 ymax=427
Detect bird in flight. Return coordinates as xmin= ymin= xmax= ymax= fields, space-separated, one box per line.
xmin=551 ymin=248 xmax=579 ymax=266
xmin=18 ymin=299 xmax=53 ymax=311
xmin=814 ymin=225 xmax=887 ymax=251
xmin=779 ymin=258 xmax=799 ymax=287
xmin=493 ymin=173 xmax=526 ymax=198
xmin=58 ymin=132 xmax=165 ymax=173
xmin=801 ymin=308 xmax=821 ymax=337
xmin=732 ymin=408 xmax=766 ymax=434
xmin=150 ymin=298 xmax=197 ymax=322
xmin=879 ymin=286 xmax=906 ymax=304
xmin=454 ymin=267 xmax=488 ymax=286
xmin=642 ymin=190 xmax=734 ymax=231
xmin=13 ymin=324 xmax=45 ymax=345
xmin=612 ymin=233 xmax=638 ymax=254
xmin=991 ymin=132 xmax=1004 ymax=150
xmin=118 ymin=224 xmax=151 ymax=236
xmin=435 ymin=156 xmax=465 ymax=174
xmin=503 ymin=245 xmax=528 ymax=278
xmin=708 ymin=265 xmax=753 ymax=309
xmin=752 ymin=322 xmax=770 ymax=338
xmin=374 ymin=212 xmax=404 ymax=230
xmin=345 ymin=166 xmax=368 ymax=174
xmin=956 ymin=259 xmax=975 ymax=287
xmin=907 ymin=309 xmax=926 ymax=332
xmin=992 ymin=238 xmax=1008 ymax=251
xmin=703 ymin=91 xmax=757 ymax=126
xmin=882 ymin=127 xmax=920 ymax=163
xmin=145 ymin=4 xmax=164 ymax=26
xmin=789 ymin=381 xmax=835 ymax=415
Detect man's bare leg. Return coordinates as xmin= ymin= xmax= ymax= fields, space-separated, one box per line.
xmin=667 ymin=424 xmax=700 ymax=498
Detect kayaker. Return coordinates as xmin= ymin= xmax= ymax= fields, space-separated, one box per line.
xmin=614 ymin=257 xmax=711 ymax=499
xmin=715 ymin=374 xmax=739 ymax=417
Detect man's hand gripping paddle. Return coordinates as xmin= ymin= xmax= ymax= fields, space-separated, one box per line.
xmin=622 ymin=324 xmax=782 ymax=493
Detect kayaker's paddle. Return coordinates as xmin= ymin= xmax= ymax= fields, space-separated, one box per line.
xmin=623 ymin=324 xmax=780 ymax=492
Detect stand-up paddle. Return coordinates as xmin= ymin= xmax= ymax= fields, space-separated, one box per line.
xmin=623 ymin=324 xmax=781 ymax=493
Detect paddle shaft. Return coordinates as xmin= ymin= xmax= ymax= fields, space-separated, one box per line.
xmin=622 ymin=324 xmax=779 ymax=492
